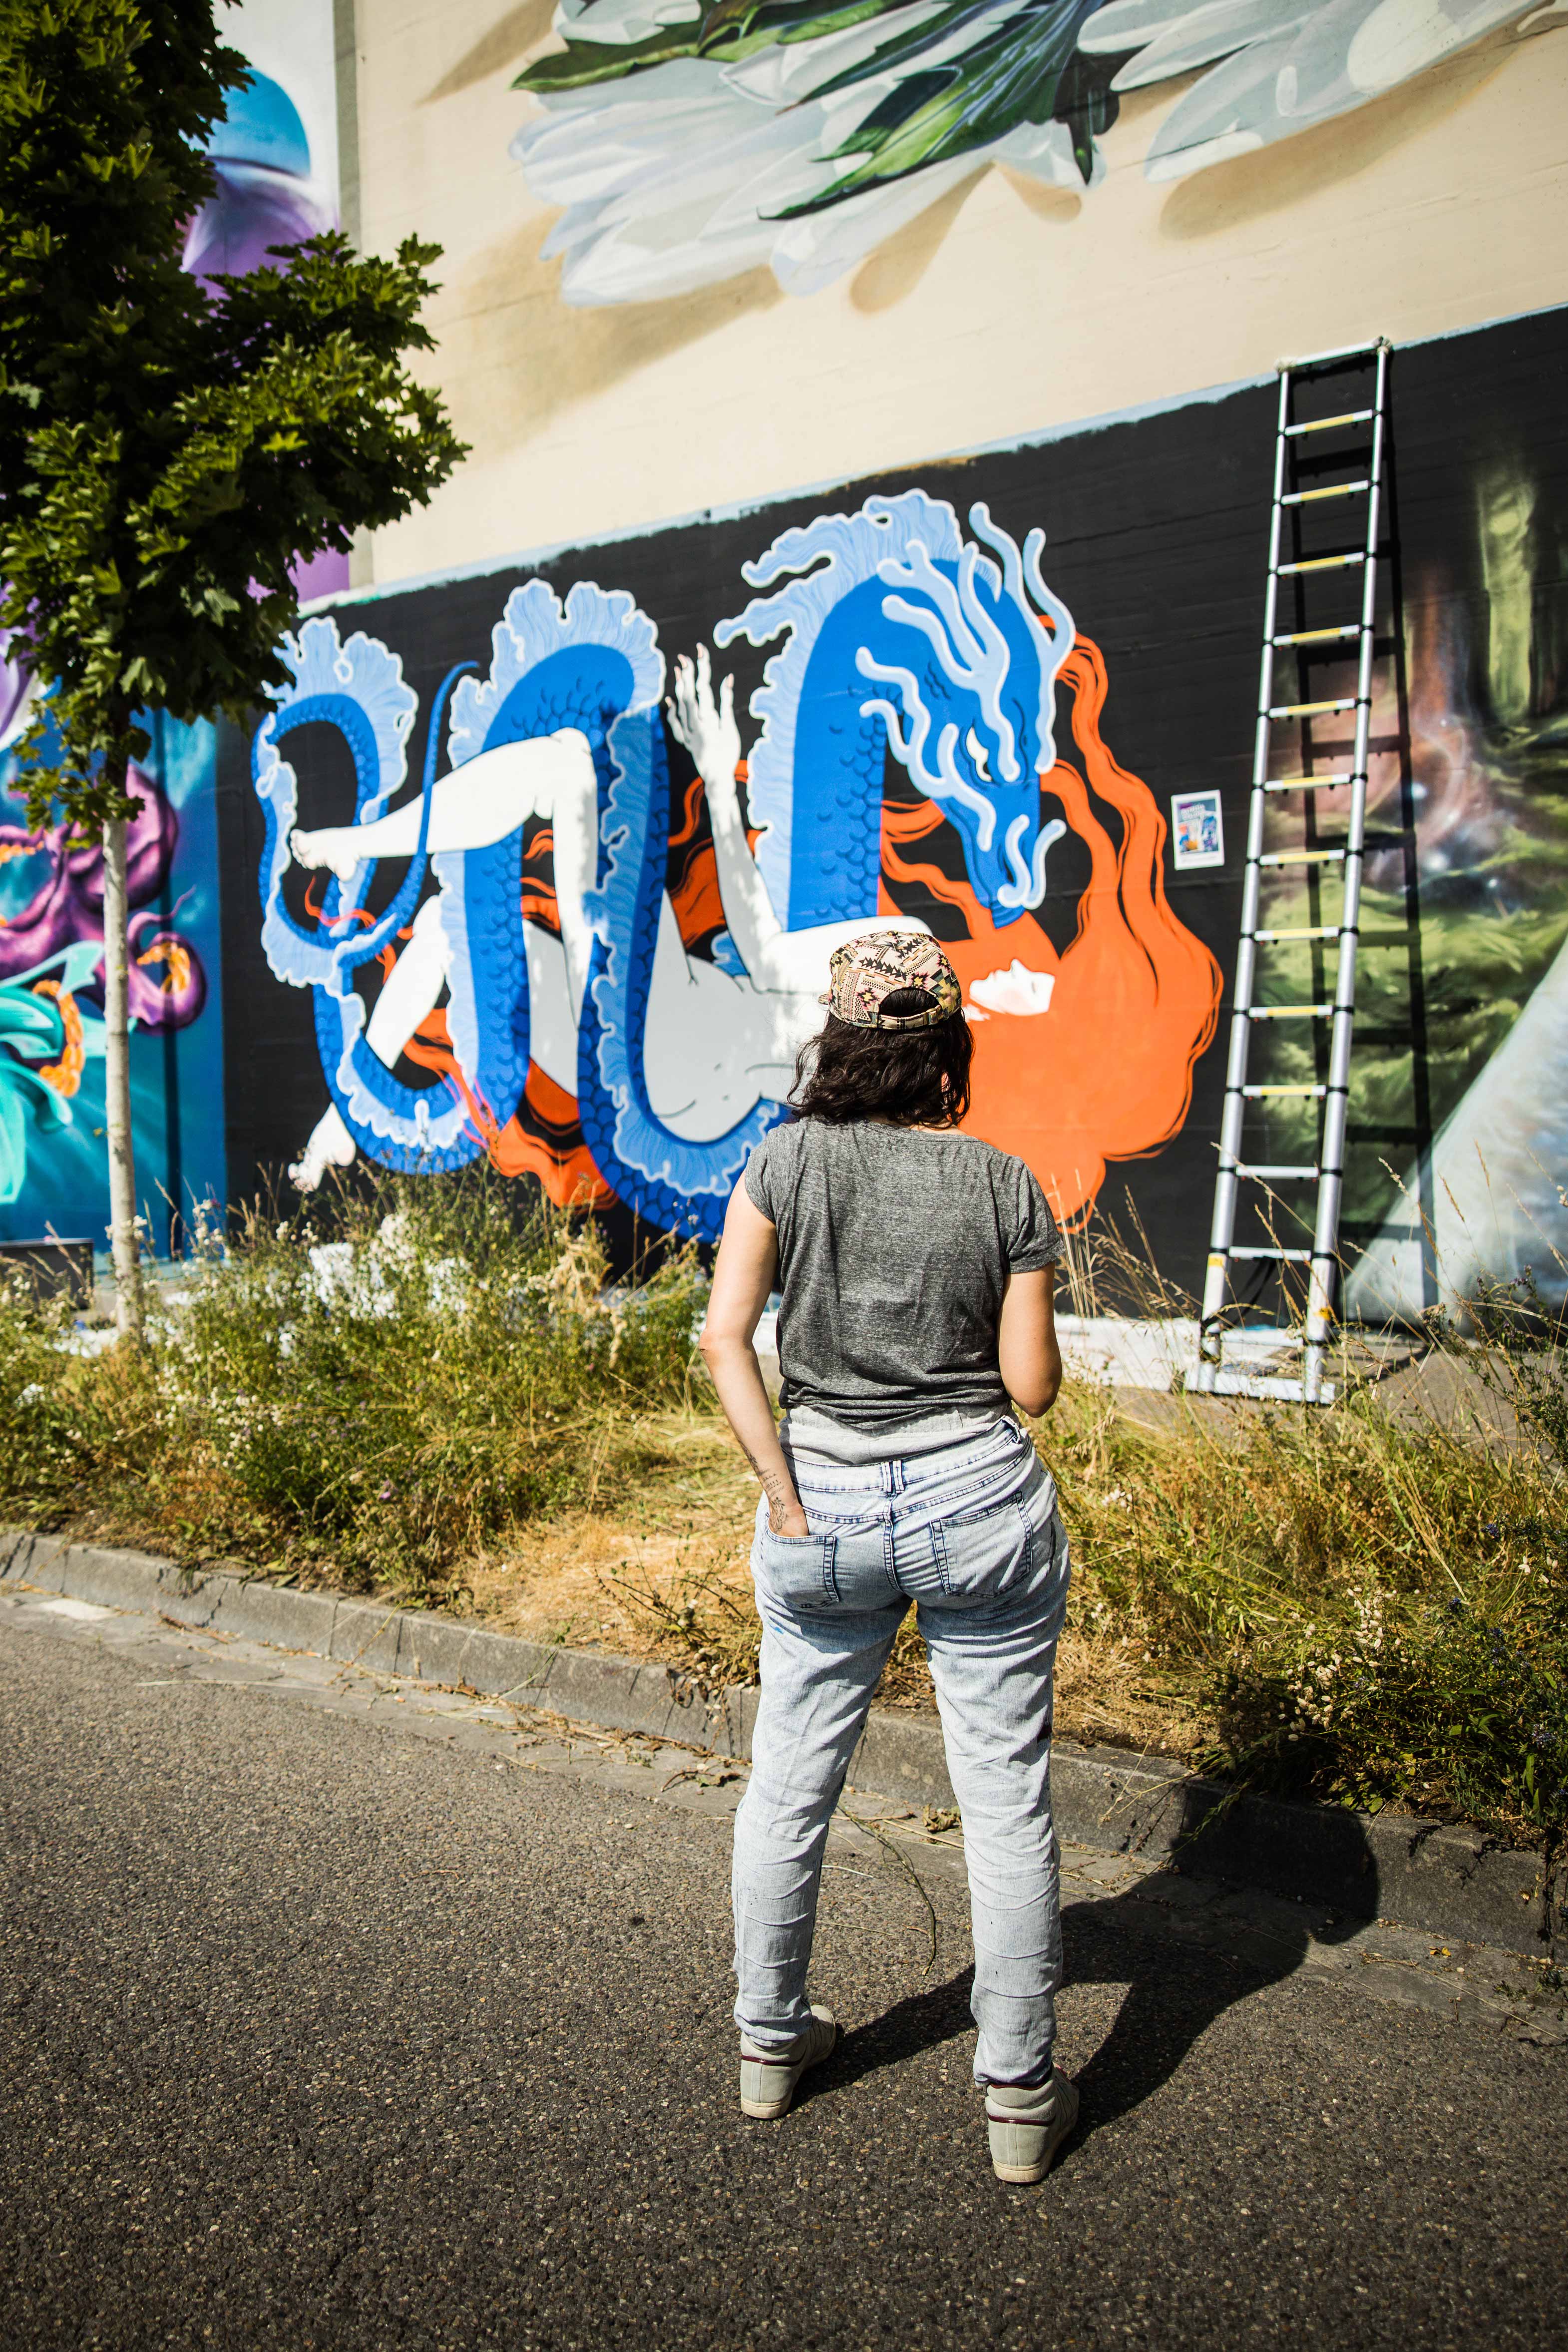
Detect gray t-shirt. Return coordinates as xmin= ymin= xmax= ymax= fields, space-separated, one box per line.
xmin=743 ymin=1118 xmax=1063 ymax=1438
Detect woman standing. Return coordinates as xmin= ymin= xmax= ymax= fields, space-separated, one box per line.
xmin=699 ymin=931 xmax=1076 ymax=2186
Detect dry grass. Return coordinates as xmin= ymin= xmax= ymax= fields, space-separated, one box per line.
xmin=452 ymin=1404 xmax=1201 ymax=1757
xmin=4 ymin=1170 xmax=1562 ymax=1844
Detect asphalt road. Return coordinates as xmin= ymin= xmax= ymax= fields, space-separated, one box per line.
xmin=1 ymin=1598 xmax=1565 ymax=2352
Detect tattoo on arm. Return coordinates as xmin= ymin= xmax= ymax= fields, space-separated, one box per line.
xmin=743 ymin=1444 xmax=799 ymax=1530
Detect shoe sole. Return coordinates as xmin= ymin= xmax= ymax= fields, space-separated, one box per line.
xmin=992 ymin=2151 xmax=1063 ymax=2185
xmin=740 ymin=2090 xmax=798 ymax=2120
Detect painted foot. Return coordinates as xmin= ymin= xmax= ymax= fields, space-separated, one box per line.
xmin=290 ymin=825 xmax=363 ymax=883
xmin=289 ymin=1107 xmax=356 ymax=1192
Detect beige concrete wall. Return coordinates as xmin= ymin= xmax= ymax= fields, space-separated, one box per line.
xmin=351 ymin=0 xmax=1568 ymax=588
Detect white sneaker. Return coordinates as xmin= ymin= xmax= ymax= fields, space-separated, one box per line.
xmin=986 ymin=2068 xmax=1079 ymax=2183
xmin=739 ymin=2006 xmax=841 ymax=2119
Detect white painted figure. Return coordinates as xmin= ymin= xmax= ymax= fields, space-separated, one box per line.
xmin=284 ymin=645 xmax=926 ymax=1189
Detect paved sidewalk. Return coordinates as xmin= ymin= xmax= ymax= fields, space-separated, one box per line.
xmin=1 ymin=1585 xmax=1565 ymax=2350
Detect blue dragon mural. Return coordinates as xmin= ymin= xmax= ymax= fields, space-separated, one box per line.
xmin=256 ymin=490 xmax=1218 ymax=1239
xmin=716 ymin=492 xmax=1073 ymax=930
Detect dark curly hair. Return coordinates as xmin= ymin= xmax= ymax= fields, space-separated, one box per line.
xmin=790 ymin=987 xmax=974 ymax=1128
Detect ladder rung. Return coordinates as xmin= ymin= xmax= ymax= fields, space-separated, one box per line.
xmin=1228 ymin=1246 xmax=1315 ymax=1262
xmin=1281 ymin=482 xmax=1370 ymax=506
xmin=1266 ymin=697 xmax=1357 ymax=719
xmin=1241 ymin=1084 xmax=1328 ymax=1098
xmin=1360 ymin=930 xmax=1412 ymax=947
xmin=1307 ymin=733 xmax=1406 ymax=763
xmin=1284 ymin=409 xmax=1374 ymax=436
xmin=1245 ymin=1004 xmax=1332 ymax=1019
xmin=1264 ymin=773 xmax=1355 ymax=791
xmin=1345 ymin=1121 xmax=1421 ymax=1143
xmin=1282 ymin=338 xmax=1387 ymax=370
xmin=1252 ymin=924 xmax=1342 ymax=941
xmin=1257 ymin=847 xmax=1347 ymax=866
xmin=1232 ymin=1164 xmax=1320 ymax=1179
xmin=1272 ymin=626 xmax=1361 ymax=647
xmin=1277 ymin=553 xmax=1365 ymax=575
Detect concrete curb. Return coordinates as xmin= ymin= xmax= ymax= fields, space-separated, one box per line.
xmin=4 ymin=1526 xmax=1561 ymax=1959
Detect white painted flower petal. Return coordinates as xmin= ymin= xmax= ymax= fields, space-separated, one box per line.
xmin=1345 ymin=0 xmax=1524 ymax=88
xmin=1126 ymin=0 xmax=1533 ymax=171
xmin=723 ymin=4 xmax=948 ymax=105
xmin=768 ymin=152 xmax=985 ymax=297
xmin=556 ymin=0 xmax=704 ymax=47
xmin=994 ymin=116 xmax=1099 ymax=186
xmin=1144 ymin=125 xmax=1265 ymax=176
xmin=1080 ymin=0 xmax=1226 ymax=52
xmin=516 ymin=60 xmax=850 ymax=301
xmin=1141 ymin=31 xmax=1300 ymax=171
xmin=1108 ymin=0 xmax=1307 ymax=87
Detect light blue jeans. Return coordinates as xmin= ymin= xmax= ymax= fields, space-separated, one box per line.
xmin=732 ymin=1417 xmax=1071 ymax=2087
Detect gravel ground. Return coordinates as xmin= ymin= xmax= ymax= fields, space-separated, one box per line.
xmin=1 ymin=1598 xmax=1564 ymax=2352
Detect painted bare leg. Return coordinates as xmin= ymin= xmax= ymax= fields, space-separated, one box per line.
xmin=288 ymin=897 xmax=450 ymax=1191
xmin=545 ymin=749 xmax=599 ymax=1029
xmin=522 ymin=920 xmax=576 ymax=1098
xmin=290 ymin=729 xmax=596 ymax=882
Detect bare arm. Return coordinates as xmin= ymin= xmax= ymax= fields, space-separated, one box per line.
xmin=699 ymin=1178 xmax=807 ymax=1537
xmin=998 ymin=1266 xmax=1062 ymax=1418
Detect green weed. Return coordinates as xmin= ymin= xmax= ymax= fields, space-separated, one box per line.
xmin=0 ymin=1167 xmax=708 ymax=1605
xmin=2 ymin=1169 xmax=1564 ymax=1849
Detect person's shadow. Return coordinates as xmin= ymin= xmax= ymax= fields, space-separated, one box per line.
xmin=810 ymin=1846 xmax=1370 ymax=2156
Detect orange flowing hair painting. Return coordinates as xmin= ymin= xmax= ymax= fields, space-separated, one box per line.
xmin=881 ymin=634 xmax=1221 ymax=1226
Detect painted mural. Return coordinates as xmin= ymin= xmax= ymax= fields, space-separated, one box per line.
xmin=0 ymin=698 xmax=225 ymax=1251
xmin=189 ymin=0 xmax=346 ymax=599
xmin=0 ymin=0 xmax=339 ymax=1251
xmin=1341 ymin=451 xmax=1568 ymax=1318
xmin=223 ymin=310 xmax=1568 ymax=1315
xmin=511 ymin=0 xmax=1539 ymax=303
xmin=252 ymin=493 xmax=1220 ymax=1240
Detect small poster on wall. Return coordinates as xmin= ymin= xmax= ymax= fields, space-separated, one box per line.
xmin=1171 ymin=788 xmax=1225 ymax=870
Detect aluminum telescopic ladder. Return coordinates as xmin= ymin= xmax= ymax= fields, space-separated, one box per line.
xmin=1192 ymin=340 xmax=1392 ymax=1405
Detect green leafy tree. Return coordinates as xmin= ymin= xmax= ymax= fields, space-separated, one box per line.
xmin=0 ymin=0 xmax=467 ymax=1332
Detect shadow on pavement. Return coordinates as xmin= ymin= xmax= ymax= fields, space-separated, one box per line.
xmin=814 ymin=1852 xmax=1371 ymax=2150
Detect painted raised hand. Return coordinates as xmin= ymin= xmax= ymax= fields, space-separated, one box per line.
xmin=667 ymin=645 xmax=742 ymax=794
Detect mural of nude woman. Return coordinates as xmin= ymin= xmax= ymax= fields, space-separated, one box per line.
xmin=284 ymin=644 xmax=924 ymax=1191
xmin=261 ymin=503 xmax=1219 ymax=1237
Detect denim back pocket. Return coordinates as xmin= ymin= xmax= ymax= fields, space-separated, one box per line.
xmin=755 ymin=1521 xmax=841 ymax=1612
xmin=929 ymin=1494 xmax=1028 ymax=1604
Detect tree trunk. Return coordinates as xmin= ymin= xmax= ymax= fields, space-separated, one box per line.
xmin=102 ymin=805 xmax=144 ymax=1339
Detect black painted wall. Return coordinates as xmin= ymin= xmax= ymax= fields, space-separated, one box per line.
xmin=216 ymin=304 xmax=1568 ymax=1301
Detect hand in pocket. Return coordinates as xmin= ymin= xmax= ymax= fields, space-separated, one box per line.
xmin=755 ymin=1515 xmax=839 ymax=1611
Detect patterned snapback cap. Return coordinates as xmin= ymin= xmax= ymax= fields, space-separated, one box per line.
xmin=819 ymin=931 xmax=963 ymax=1031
